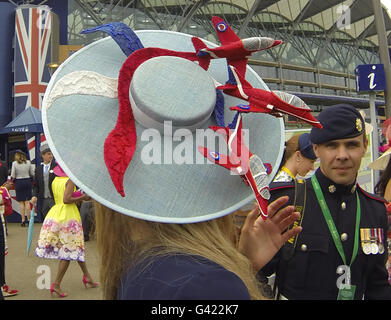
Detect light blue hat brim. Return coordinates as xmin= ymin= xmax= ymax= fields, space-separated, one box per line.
xmin=42 ymin=30 xmax=285 ymax=223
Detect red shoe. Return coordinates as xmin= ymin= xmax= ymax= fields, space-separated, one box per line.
xmin=82 ymin=275 xmax=99 ymax=288
xmin=50 ymin=283 xmax=67 ymax=298
xmin=1 ymin=285 xmax=18 ymax=297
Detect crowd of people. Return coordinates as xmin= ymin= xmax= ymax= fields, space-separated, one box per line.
xmin=0 ymin=144 xmax=98 ymax=299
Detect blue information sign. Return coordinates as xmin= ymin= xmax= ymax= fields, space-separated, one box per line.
xmin=355 ymin=64 xmax=386 ymax=92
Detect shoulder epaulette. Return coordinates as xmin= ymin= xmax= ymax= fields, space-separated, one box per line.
xmin=358 ymin=185 xmax=387 ymax=204
xmin=270 ymin=181 xmax=295 ymax=191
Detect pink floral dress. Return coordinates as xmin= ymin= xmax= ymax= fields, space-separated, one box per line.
xmin=35 ymin=177 xmax=85 ymax=261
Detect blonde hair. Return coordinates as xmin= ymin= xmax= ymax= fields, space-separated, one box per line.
xmin=15 ymin=152 xmax=27 ymax=164
xmin=277 ymin=134 xmax=300 ymax=171
xmin=94 ymin=201 xmax=264 ymax=300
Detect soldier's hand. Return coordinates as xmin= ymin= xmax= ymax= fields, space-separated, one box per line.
xmin=238 ymin=196 xmax=302 ymax=271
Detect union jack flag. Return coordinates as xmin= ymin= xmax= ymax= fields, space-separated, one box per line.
xmin=14 ymin=6 xmax=52 ymax=115
xmin=14 ymin=6 xmax=53 ymax=162
xmin=27 ymin=133 xmax=46 ymax=161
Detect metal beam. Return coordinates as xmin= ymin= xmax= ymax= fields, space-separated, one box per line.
xmin=372 ymin=0 xmax=391 ymax=118
xmin=75 ymin=0 xmax=104 ymax=26
xmin=177 ymin=0 xmax=210 ymax=32
xmin=238 ymin=0 xmax=261 ymax=37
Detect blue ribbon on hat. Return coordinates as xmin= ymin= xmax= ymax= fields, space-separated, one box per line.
xmin=82 ymin=22 xmax=231 ymax=129
xmin=81 ymin=22 xmax=144 ymax=56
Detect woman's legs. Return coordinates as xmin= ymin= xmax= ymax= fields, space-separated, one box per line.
xmin=24 ymin=201 xmax=30 ymax=221
xmin=18 ymin=201 xmax=25 ymax=224
xmin=77 ymin=261 xmax=98 ymax=286
xmin=78 ymin=261 xmax=92 ymax=280
xmin=51 ymin=260 xmax=70 ymax=296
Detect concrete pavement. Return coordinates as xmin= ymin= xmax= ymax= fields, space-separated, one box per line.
xmin=3 ymin=222 xmax=103 ymax=300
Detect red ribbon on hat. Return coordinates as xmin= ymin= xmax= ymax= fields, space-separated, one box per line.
xmin=104 ymin=47 xmax=199 ymax=197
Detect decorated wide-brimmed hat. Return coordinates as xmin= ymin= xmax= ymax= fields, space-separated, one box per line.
xmin=42 ymin=23 xmax=285 ymax=223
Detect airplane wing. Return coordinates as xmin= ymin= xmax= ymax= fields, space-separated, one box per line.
xmin=198 ymin=146 xmax=236 ymax=171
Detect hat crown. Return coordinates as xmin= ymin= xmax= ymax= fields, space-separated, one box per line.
xmin=298 ymin=133 xmax=316 ymax=160
xmin=40 ymin=142 xmax=50 ymax=154
xmin=130 ymin=56 xmax=216 ymax=132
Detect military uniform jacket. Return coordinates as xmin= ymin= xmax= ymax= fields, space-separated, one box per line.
xmin=262 ymin=169 xmax=391 ymax=300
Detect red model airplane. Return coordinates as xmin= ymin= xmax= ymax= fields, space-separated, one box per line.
xmin=198 ymin=113 xmax=271 ymax=220
xmin=217 ymin=65 xmax=322 ymax=128
xmin=192 ymin=16 xmax=283 ymax=75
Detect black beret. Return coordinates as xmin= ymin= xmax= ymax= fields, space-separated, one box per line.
xmin=298 ymin=133 xmax=317 ymax=160
xmin=310 ymin=104 xmax=365 ymax=144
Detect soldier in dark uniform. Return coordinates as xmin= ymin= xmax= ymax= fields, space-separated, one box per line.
xmin=262 ymin=104 xmax=391 ymax=300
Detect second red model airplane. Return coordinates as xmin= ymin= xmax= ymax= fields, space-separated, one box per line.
xmin=217 ymin=65 xmax=323 ymax=128
xmin=198 ymin=113 xmax=272 ymax=220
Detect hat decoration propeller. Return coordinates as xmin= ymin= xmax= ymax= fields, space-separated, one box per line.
xmin=42 ymin=17 xmax=319 ymax=222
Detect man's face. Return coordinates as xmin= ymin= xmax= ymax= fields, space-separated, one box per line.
xmin=313 ymin=134 xmax=367 ymax=185
xmin=42 ymin=151 xmax=53 ymax=164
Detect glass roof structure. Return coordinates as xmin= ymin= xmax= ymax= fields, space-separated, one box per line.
xmin=64 ymin=0 xmax=390 ymax=117
xmin=9 ymin=0 xmax=389 ymax=121
xmin=67 ymin=0 xmax=389 ymax=71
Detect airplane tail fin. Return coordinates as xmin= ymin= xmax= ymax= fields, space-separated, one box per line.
xmin=191 ymin=37 xmax=210 ymax=70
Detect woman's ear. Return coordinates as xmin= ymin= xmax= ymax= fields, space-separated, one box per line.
xmin=295 ymin=150 xmax=302 ymax=162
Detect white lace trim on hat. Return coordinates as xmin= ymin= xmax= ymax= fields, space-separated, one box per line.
xmin=42 ymin=71 xmax=118 ymax=109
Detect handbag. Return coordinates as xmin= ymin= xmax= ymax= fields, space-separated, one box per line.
xmin=0 ymin=186 xmax=13 ymax=217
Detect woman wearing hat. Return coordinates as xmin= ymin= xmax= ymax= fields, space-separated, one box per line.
xmin=39 ymin=24 xmax=304 ymax=299
xmin=273 ymin=133 xmax=317 ymax=183
xmin=35 ymin=164 xmax=98 ymax=298
xmin=10 ymin=150 xmax=34 ymax=226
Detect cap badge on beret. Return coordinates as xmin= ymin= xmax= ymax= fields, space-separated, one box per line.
xmin=356 ymin=118 xmax=363 ymax=133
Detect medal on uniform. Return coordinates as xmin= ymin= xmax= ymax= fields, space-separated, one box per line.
xmin=361 ymin=228 xmax=372 ymax=255
xmin=370 ymin=229 xmax=379 ymax=254
xmin=377 ymin=228 xmax=385 ymax=254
